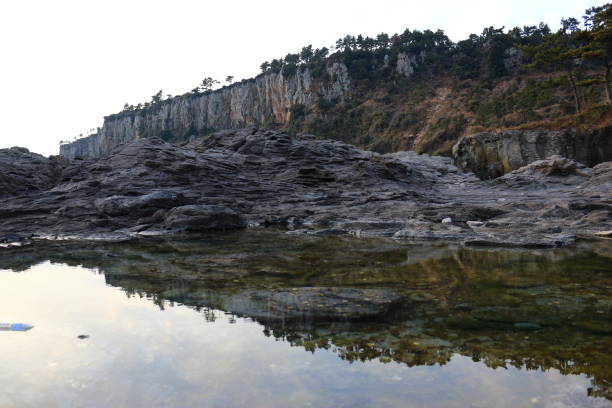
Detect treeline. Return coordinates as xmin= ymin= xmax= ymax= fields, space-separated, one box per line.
xmin=258 ymin=3 xmax=611 ymax=112
xmin=115 ymin=3 xmax=610 ymax=118
xmin=257 ymin=24 xmax=552 ymax=80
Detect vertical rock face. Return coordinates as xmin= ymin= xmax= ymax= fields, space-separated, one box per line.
xmin=395 ymin=52 xmax=419 ymax=77
xmin=60 ymin=64 xmax=352 ymax=158
xmin=452 ymin=127 xmax=612 ymax=179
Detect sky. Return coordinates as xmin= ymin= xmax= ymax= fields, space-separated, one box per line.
xmin=0 ymin=0 xmax=606 ymax=156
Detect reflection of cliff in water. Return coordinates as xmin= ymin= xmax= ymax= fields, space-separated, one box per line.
xmin=1 ymin=232 xmax=611 ymax=399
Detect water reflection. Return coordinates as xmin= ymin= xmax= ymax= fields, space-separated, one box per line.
xmin=0 ymin=232 xmax=610 ymax=407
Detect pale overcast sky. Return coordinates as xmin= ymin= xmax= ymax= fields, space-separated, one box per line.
xmin=0 ymin=0 xmax=605 ymax=156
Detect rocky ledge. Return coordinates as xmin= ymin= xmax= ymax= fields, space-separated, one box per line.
xmin=452 ymin=126 xmax=612 ymax=179
xmin=1 ymin=128 xmax=611 ymax=247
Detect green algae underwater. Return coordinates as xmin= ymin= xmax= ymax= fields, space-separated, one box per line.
xmin=1 ymin=231 xmax=611 ymax=407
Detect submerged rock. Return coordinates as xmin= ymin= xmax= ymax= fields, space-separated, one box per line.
xmin=187 ymin=287 xmax=403 ymax=322
xmin=164 ymin=205 xmax=245 ymax=231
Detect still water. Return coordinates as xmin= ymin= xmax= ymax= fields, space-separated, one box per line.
xmin=0 ymin=233 xmax=610 ymax=407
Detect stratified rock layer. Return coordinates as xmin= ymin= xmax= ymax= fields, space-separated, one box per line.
xmin=3 ymin=128 xmax=612 ymax=247
xmin=452 ymin=127 xmax=612 ymax=179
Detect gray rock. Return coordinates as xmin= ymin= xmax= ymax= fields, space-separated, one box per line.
xmin=164 ymin=205 xmax=245 ymax=231
xmin=1 ymin=128 xmax=611 ymax=247
xmin=95 ymin=191 xmax=185 ymax=216
xmin=0 ymin=147 xmax=65 ymax=197
xmin=60 ymin=63 xmax=353 ymax=159
xmin=452 ymin=127 xmax=612 ymax=179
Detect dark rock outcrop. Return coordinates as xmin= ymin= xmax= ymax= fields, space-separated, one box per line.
xmin=2 ymin=128 xmax=611 ymax=247
xmin=0 ymin=147 xmax=65 ymax=197
xmin=164 ymin=205 xmax=246 ymax=231
xmin=452 ymin=127 xmax=612 ymax=179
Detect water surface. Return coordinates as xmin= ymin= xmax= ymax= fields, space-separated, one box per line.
xmin=1 ymin=232 xmax=611 ymax=407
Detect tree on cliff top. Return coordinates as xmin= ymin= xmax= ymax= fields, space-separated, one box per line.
xmin=519 ymin=26 xmax=583 ymax=113
xmin=151 ymin=90 xmax=163 ymax=104
xmin=573 ymin=3 xmax=612 ymax=104
xmin=199 ymin=77 xmax=220 ymax=93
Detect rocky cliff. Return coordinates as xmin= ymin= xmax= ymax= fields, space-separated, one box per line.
xmin=59 ymin=52 xmax=428 ymax=159
xmin=452 ymin=126 xmax=612 ymax=179
xmin=60 ymin=63 xmax=355 ymax=158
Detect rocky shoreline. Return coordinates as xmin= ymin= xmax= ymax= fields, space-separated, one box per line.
xmin=1 ymin=128 xmax=611 ymax=247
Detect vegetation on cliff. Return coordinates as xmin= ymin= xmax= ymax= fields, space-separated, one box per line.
xmin=283 ymin=3 xmax=612 ymax=154
xmin=68 ymin=4 xmax=611 ymax=156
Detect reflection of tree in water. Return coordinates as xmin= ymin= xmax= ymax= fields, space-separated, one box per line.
xmin=260 ymin=321 xmax=612 ymax=400
xmin=1 ymin=233 xmax=610 ymax=399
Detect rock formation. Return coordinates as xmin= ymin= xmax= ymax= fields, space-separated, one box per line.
xmin=452 ymin=126 xmax=612 ymax=179
xmin=3 ymin=128 xmax=611 ymax=247
xmin=58 ymin=53 xmax=429 ymax=159
xmin=59 ymin=63 xmax=355 ymax=159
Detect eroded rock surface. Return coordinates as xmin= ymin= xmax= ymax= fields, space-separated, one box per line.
xmin=0 ymin=147 xmax=65 ymax=197
xmin=452 ymin=127 xmax=612 ymax=179
xmin=2 ymin=128 xmax=611 ymax=247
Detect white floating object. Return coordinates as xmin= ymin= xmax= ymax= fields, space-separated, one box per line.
xmin=0 ymin=323 xmax=34 ymax=332
xmin=441 ymin=217 xmax=452 ymax=223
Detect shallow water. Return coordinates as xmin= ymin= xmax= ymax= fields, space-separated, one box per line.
xmin=0 ymin=232 xmax=611 ymax=407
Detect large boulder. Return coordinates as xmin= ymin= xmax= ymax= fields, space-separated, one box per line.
xmin=495 ymin=156 xmax=594 ymax=188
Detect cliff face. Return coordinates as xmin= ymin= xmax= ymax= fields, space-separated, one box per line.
xmin=60 ymin=63 xmax=354 ymax=158
xmin=59 ymin=51 xmax=427 ymax=159
xmin=60 ymin=46 xmax=609 ymax=166
xmin=452 ymin=126 xmax=612 ymax=179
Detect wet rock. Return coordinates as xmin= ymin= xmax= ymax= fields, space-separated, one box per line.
xmin=513 ymin=322 xmax=541 ymax=330
xmin=208 ymin=287 xmax=404 ymax=321
xmin=0 ymin=233 xmax=32 ymax=243
xmin=572 ymin=319 xmax=612 ymax=335
xmin=164 ymin=205 xmax=246 ymax=231
xmin=464 ymin=232 xmax=575 ymax=248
